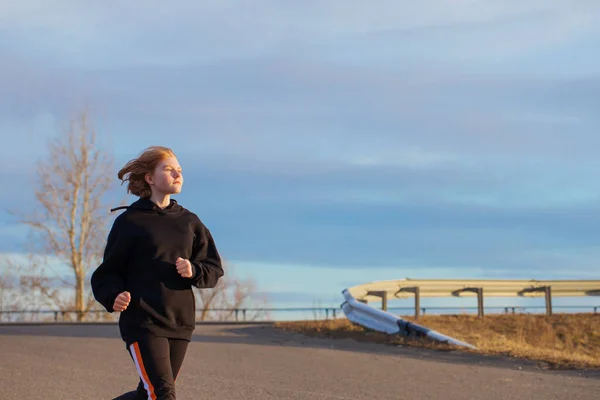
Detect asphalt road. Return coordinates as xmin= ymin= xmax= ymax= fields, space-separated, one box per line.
xmin=1 ymin=323 xmax=599 ymax=400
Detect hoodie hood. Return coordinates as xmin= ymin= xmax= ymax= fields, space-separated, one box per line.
xmin=110 ymin=197 xmax=183 ymax=216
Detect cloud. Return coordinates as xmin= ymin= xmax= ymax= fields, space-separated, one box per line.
xmin=3 ymin=145 xmax=600 ymax=270
xmin=4 ymin=56 xmax=599 ymax=169
xmin=250 ymin=291 xmax=331 ymax=305
xmin=329 ymin=4 xmax=600 ymax=67
xmin=3 ymin=1 xmax=600 ymax=170
xmin=180 ymin=174 xmax=600 ymax=270
xmin=2 ymin=0 xmax=600 ymax=284
xmin=2 ymin=1 xmax=599 ymax=69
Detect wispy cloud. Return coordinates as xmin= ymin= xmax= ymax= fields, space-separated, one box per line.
xmin=3 ymin=1 xmax=599 ymax=69
xmin=2 ymin=1 xmax=600 ymax=305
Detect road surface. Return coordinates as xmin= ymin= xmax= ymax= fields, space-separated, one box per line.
xmin=1 ymin=323 xmax=598 ymax=399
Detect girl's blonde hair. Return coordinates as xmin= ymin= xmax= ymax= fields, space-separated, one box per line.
xmin=117 ymin=146 xmax=176 ymax=198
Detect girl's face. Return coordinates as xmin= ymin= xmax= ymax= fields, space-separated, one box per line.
xmin=146 ymin=156 xmax=183 ymax=195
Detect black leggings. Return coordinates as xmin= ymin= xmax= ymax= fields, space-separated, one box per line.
xmin=114 ymin=334 xmax=189 ymax=400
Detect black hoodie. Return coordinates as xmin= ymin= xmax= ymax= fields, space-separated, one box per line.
xmin=91 ymin=197 xmax=224 ymax=344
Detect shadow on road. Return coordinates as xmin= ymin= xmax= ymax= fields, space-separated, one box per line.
xmin=190 ymin=325 xmax=557 ymax=373
xmin=1 ymin=322 xmax=599 ymax=379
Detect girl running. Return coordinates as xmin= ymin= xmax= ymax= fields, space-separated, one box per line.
xmin=91 ymin=146 xmax=224 ymax=399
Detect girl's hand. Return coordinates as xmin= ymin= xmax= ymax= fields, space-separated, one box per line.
xmin=113 ymin=291 xmax=131 ymax=312
xmin=176 ymin=257 xmax=193 ymax=278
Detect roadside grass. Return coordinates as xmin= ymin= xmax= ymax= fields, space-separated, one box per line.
xmin=275 ymin=313 xmax=600 ymax=370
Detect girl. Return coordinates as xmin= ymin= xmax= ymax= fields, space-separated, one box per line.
xmin=91 ymin=146 xmax=224 ymax=400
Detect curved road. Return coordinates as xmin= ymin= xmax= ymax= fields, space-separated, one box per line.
xmin=1 ymin=323 xmax=598 ymax=399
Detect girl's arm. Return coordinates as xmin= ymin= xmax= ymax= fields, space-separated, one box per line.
xmin=91 ymin=216 xmax=130 ymax=312
xmin=188 ymin=222 xmax=224 ymax=289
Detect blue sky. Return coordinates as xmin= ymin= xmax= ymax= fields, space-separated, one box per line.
xmin=2 ymin=1 xmax=600 ymax=312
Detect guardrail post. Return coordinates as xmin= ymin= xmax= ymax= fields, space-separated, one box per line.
xmin=414 ymin=287 xmax=420 ymax=320
xmin=452 ymin=287 xmax=484 ymax=318
xmin=477 ymin=288 xmax=484 ymax=318
xmin=366 ymin=290 xmax=388 ymax=311
xmin=545 ymin=286 xmax=552 ymax=316
xmin=243 ymin=309 xmax=247 ymax=321
xmin=396 ymin=286 xmax=421 ymax=320
xmin=518 ymin=285 xmax=553 ymax=316
xmin=235 ymin=309 xmax=239 ymax=321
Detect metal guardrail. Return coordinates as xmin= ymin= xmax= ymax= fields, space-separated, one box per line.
xmin=346 ymin=278 xmax=600 ymax=318
xmin=347 ymin=278 xmax=600 ymax=300
xmin=341 ymin=289 xmax=477 ymax=349
xmin=0 ymin=304 xmax=598 ymax=323
xmin=0 ymin=307 xmax=343 ymax=323
xmin=390 ymin=305 xmax=600 ymax=315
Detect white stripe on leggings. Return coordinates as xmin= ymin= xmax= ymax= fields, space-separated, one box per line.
xmin=129 ymin=342 xmax=156 ymax=400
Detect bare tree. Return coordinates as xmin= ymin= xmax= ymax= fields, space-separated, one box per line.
xmin=10 ymin=110 xmax=115 ymax=321
xmin=0 ymin=258 xmax=19 ymax=322
xmin=195 ymin=262 xmax=268 ymax=321
xmin=7 ymin=110 xmax=266 ymax=323
xmin=0 ymin=254 xmax=58 ymax=322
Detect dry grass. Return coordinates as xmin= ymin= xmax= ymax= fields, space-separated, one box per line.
xmin=275 ymin=313 xmax=600 ymax=370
